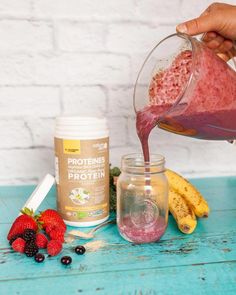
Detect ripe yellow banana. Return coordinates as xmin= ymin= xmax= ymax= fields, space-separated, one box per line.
xmin=166 ymin=169 xmax=210 ymax=218
xmin=169 ymin=188 xmax=197 ymax=234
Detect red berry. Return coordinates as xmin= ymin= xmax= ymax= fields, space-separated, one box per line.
xmin=12 ymin=238 xmax=26 ymax=253
xmin=36 ymin=233 xmax=48 ymax=249
xmin=38 ymin=209 xmax=66 ymax=231
xmin=49 ymin=228 xmax=65 ymax=243
xmin=47 ymin=240 xmax=62 ymax=256
xmin=45 ymin=224 xmax=55 ymax=235
xmin=7 ymin=214 xmax=38 ymax=241
xmin=9 ymin=234 xmax=23 ymax=245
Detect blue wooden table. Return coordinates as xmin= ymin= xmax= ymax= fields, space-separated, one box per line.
xmin=0 ymin=177 xmax=236 ymax=295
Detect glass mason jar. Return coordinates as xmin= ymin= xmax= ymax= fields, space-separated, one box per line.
xmin=134 ymin=33 xmax=236 ymax=141
xmin=117 ymin=154 xmax=168 ymax=244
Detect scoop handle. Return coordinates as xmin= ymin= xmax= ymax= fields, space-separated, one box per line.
xmin=19 ymin=174 xmax=55 ymax=216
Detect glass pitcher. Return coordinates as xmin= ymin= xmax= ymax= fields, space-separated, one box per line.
xmin=116 ymin=153 xmax=168 ymax=244
xmin=134 ymin=33 xmax=236 ymax=141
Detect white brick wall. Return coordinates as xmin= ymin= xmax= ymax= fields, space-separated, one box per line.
xmin=33 ymin=53 xmax=131 ymax=85
xmin=0 ymin=20 xmax=53 ymax=51
xmin=57 ymin=21 xmax=106 ymax=52
xmin=0 ymin=0 xmax=31 ymax=16
xmin=0 ymin=0 xmax=236 ymax=184
xmin=62 ymin=86 xmax=107 ymax=116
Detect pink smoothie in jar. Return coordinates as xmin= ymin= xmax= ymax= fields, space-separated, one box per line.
xmin=116 ymin=154 xmax=168 ymax=244
xmin=119 ymin=215 xmax=167 ymax=243
xmin=136 ymin=36 xmax=236 ymax=162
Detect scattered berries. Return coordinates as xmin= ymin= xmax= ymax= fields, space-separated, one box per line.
xmin=35 ymin=233 xmax=48 ymax=249
xmin=22 ymin=229 xmax=36 ymax=242
xmin=8 ymin=207 xmax=68 ymax=261
xmin=24 ymin=242 xmax=39 ymax=257
xmin=38 ymin=209 xmax=66 ymax=232
xmin=75 ymin=245 xmax=86 ymax=255
xmin=49 ymin=228 xmax=65 ymax=243
xmin=61 ymin=256 xmax=72 ymax=265
xmin=47 ymin=240 xmax=62 ymax=256
xmin=11 ymin=238 xmax=26 ymax=253
xmin=7 ymin=214 xmax=38 ymax=241
xmin=34 ymin=253 xmax=45 ymax=263
xmin=9 ymin=234 xmax=23 ymax=245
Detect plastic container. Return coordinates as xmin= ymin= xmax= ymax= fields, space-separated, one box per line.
xmin=134 ymin=33 xmax=236 ymax=152
xmin=54 ymin=116 xmax=109 ymax=227
xmin=116 ymin=153 xmax=168 ymax=244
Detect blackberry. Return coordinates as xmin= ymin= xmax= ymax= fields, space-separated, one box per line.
xmin=75 ymin=245 xmax=86 ymax=255
xmin=34 ymin=253 xmax=45 ymax=263
xmin=9 ymin=234 xmax=22 ymax=245
xmin=61 ymin=256 xmax=72 ymax=265
xmin=24 ymin=242 xmax=38 ymax=257
xmin=22 ymin=229 xmax=36 ymax=242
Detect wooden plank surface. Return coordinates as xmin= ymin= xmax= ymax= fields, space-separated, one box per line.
xmin=0 ymin=177 xmax=236 ymax=294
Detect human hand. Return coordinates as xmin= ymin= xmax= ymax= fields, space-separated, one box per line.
xmin=176 ymin=2 xmax=236 ymax=61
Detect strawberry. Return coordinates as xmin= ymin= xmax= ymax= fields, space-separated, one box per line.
xmin=49 ymin=228 xmax=65 ymax=243
xmin=9 ymin=233 xmax=23 ymax=245
xmin=37 ymin=209 xmax=66 ymax=232
xmin=12 ymin=238 xmax=26 ymax=253
xmin=36 ymin=233 xmax=48 ymax=249
xmin=7 ymin=209 xmax=38 ymax=241
xmin=45 ymin=224 xmax=56 ymax=235
xmin=47 ymin=240 xmax=62 ymax=256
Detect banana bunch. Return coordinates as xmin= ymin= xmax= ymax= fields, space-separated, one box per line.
xmin=166 ymin=169 xmax=210 ymax=234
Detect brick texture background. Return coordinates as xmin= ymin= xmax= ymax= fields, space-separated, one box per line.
xmin=0 ymin=0 xmax=236 ymax=184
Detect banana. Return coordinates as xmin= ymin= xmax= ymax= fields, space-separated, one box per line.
xmin=166 ymin=169 xmax=210 ymax=218
xmin=169 ymin=188 xmax=197 ymax=234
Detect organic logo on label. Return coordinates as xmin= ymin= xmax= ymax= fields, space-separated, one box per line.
xmin=77 ymin=211 xmax=88 ymax=219
xmin=69 ymin=188 xmax=90 ymax=205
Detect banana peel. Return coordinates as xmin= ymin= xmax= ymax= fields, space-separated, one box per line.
xmin=169 ymin=188 xmax=197 ymax=234
xmin=166 ymin=169 xmax=210 ymax=218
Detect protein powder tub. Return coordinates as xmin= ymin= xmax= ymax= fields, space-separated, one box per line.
xmin=54 ymin=116 xmax=109 ymax=227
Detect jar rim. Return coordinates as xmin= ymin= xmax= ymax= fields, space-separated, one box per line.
xmin=121 ymin=153 xmax=165 ymax=169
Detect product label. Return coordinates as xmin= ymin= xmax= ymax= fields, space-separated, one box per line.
xmin=55 ymin=137 xmax=109 ymax=223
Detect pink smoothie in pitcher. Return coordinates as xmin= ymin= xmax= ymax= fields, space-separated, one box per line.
xmin=137 ymin=45 xmax=236 ymax=162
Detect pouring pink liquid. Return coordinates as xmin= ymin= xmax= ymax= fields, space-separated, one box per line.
xmin=136 ymin=36 xmax=236 ymax=162
xmin=118 ymin=34 xmax=236 ymax=244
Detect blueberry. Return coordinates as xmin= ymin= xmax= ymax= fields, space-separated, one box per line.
xmin=61 ymin=256 xmax=72 ymax=265
xmin=75 ymin=245 xmax=86 ymax=255
xmin=34 ymin=253 xmax=45 ymax=263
